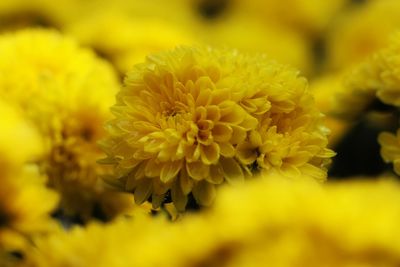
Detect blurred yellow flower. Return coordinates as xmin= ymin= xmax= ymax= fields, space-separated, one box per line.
xmin=0 ymin=100 xmax=42 ymax=175
xmin=67 ymin=12 xmax=196 ymax=74
xmin=378 ymin=130 xmax=400 ymax=175
xmin=0 ymin=100 xmax=58 ymax=260
xmin=0 ymin=169 xmax=58 ymax=252
xmin=0 ymin=29 xmax=134 ymax=220
xmin=101 ymin=46 xmax=334 ymax=211
xmin=24 ymin=175 xmax=400 ymax=267
xmin=337 ymin=32 xmax=400 ymax=119
xmin=230 ymin=0 xmax=349 ymax=36
xmin=309 ymin=74 xmax=351 ymax=145
xmin=25 ymin=215 xmax=181 ymax=267
xmin=197 ymin=15 xmax=313 ymax=75
xmin=326 ymin=0 xmax=400 ymax=71
xmin=194 ymin=176 xmax=400 ymax=267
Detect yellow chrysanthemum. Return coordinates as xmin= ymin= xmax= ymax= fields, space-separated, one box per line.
xmin=67 ymin=1 xmax=195 ymax=74
xmin=197 ymin=15 xmax=313 ymax=75
xmin=0 ymin=99 xmax=58 ymax=261
xmin=0 ymin=29 xmax=135 ymax=220
xmin=378 ymin=130 xmax=400 ymax=175
xmin=337 ymin=32 xmax=400 ymax=119
xmin=0 ymin=100 xmax=42 ymax=175
xmin=25 ymin=175 xmax=400 ymax=267
xmin=24 ymin=215 xmax=172 ymax=267
xmin=67 ymin=12 xmax=196 ymax=74
xmin=101 ymin=46 xmax=334 ymax=211
xmin=191 ymin=176 xmax=400 ymax=267
xmin=326 ymin=0 xmax=400 ymax=71
xmin=309 ymin=74 xmax=351 ymax=145
xmin=230 ymin=0 xmax=349 ymax=35
xmin=0 ymin=169 xmax=58 ymax=251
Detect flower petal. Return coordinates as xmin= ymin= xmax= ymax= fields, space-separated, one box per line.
xmin=186 ymin=161 xmax=210 ymax=180
xmin=220 ymin=157 xmax=244 ymax=185
xmin=200 ymin=143 xmax=220 ymax=165
xmin=134 ymin=179 xmax=152 ymax=204
xmin=192 ymin=180 xmax=216 ymax=206
xmin=160 ymin=161 xmax=182 ymax=183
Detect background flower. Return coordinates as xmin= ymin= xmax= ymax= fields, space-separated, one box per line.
xmin=0 ymin=29 xmax=135 ymax=221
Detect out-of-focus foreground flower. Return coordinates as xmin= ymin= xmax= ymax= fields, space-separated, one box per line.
xmin=100 ymin=46 xmax=334 ymax=211
xmin=25 ymin=175 xmax=400 ymax=267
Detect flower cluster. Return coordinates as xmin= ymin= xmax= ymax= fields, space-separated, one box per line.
xmin=2 ymin=0 xmax=400 ymax=266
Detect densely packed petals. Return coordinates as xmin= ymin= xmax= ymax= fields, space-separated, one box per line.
xmin=101 ymin=46 xmax=334 ymax=210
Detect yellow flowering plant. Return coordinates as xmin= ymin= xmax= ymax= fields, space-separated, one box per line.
xmin=0 ymin=29 xmax=136 ymax=221
xmin=23 ymin=175 xmax=400 ymax=267
xmin=101 ymin=46 xmax=334 ymax=211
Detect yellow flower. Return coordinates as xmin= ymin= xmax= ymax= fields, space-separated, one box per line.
xmin=337 ymin=32 xmax=400 ymax=119
xmin=0 ymin=29 xmax=133 ymax=220
xmin=0 ymin=100 xmax=42 ymax=175
xmin=326 ymin=0 xmax=400 ymax=71
xmin=0 ymin=169 xmax=59 ymax=252
xmin=24 ymin=215 xmax=178 ymax=267
xmin=229 ymin=0 xmax=348 ymax=35
xmin=0 ymin=99 xmax=57 ymax=255
xmin=192 ymin=176 xmax=400 ymax=267
xmin=309 ymin=74 xmax=351 ymax=145
xmin=24 ymin=175 xmax=400 ymax=267
xmin=101 ymin=46 xmax=334 ymax=211
xmin=378 ymin=130 xmax=400 ymax=175
xmin=197 ymin=15 xmax=313 ymax=75
xmin=67 ymin=11 xmax=196 ymax=74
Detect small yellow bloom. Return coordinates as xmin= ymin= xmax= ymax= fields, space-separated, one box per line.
xmin=229 ymin=0 xmax=348 ymax=35
xmin=336 ymin=32 xmax=400 ymax=119
xmin=67 ymin=12 xmax=196 ymax=74
xmin=0 ymin=100 xmax=42 ymax=175
xmin=309 ymin=74 xmax=351 ymax=145
xmin=378 ymin=130 xmax=400 ymax=175
xmin=0 ymin=29 xmax=133 ymax=220
xmin=326 ymin=0 xmax=400 ymax=71
xmin=101 ymin=46 xmax=334 ymax=211
xmin=196 ymin=15 xmax=313 ymax=75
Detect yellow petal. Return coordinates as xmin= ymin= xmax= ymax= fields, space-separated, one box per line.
xmin=171 ymin=183 xmax=188 ymax=212
xmin=212 ymin=123 xmax=232 ymax=142
xmin=160 ymin=161 xmax=182 ymax=183
xmin=220 ymin=102 xmax=245 ymax=124
xmin=192 ymin=181 xmax=216 ymax=206
xmin=144 ymin=159 xmax=162 ymax=178
xmin=299 ymin=163 xmax=326 ymax=182
xmin=180 ymin=167 xmax=194 ymax=195
xmin=219 ymin=142 xmax=236 ymax=157
xmin=220 ymin=157 xmax=244 ymax=185
xmin=200 ymin=143 xmax=220 ymax=165
xmin=208 ymin=164 xmax=224 ymax=184
xmin=230 ymin=125 xmax=247 ymax=144
xmin=186 ymin=161 xmax=210 ymax=180
xmin=236 ymin=143 xmax=257 ymax=165
xmin=134 ymin=179 xmax=152 ymax=204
